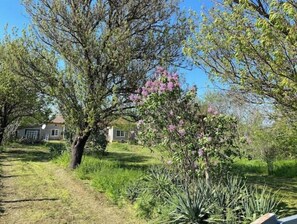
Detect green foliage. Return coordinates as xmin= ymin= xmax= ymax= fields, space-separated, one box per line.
xmin=232 ymin=158 xmax=297 ymax=178
xmin=169 ymin=184 xmax=211 ymax=223
xmin=185 ymin=0 xmax=297 ymax=114
xmin=45 ymin=142 xmax=67 ymax=158
xmin=54 ymin=144 xmax=148 ymax=204
xmin=244 ymin=187 xmax=280 ymax=222
xmin=13 ymin=0 xmax=190 ymax=167
xmin=85 ymin=129 xmax=108 ymax=155
xmin=167 ymin=176 xmax=280 ymax=224
xmin=0 ymin=41 xmax=50 ymax=145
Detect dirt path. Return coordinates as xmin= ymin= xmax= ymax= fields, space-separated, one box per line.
xmin=0 ymin=147 xmax=144 ymax=224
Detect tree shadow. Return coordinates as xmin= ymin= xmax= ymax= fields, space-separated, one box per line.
xmin=0 ymin=174 xmax=33 ymax=178
xmin=2 ymin=149 xmax=51 ymax=162
xmin=246 ymin=175 xmax=297 ymax=217
xmin=1 ymin=198 xmax=59 ymax=203
xmin=88 ymin=151 xmax=156 ymax=171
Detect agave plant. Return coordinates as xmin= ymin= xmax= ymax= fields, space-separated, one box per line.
xmin=243 ymin=187 xmax=280 ymax=222
xmin=168 ymin=179 xmax=213 ymax=224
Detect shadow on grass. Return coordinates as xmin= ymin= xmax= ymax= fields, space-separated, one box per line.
xmin=88 ymin=151 xmax=156 ymax=171
xmin=231 ymin=160 xmax=297 ymax=217
xmin=1 ymin=198 xmax=59 ymax=203
xmin=1 ymin=149 xmax=50 ymax=163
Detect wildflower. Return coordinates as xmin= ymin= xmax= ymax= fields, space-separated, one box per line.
xmin=168 ymin=124 xmax=176 ymax=132
xmin=159 ymin=83 xmax=167 ymax=92
xmin=142 ymin=89 xmax=148 ymax=97
xmin=167 ymin=160 xmax=173 ymax=165
xmin=198 ymin=148 xmax=204 ymax=157
xmin=179 ymin=120 xmax=184 ymax=126
xmin=178 ymin=129 xmax=186 ymax=137
xmin=137 ymin=120 xmax=144 ymax=128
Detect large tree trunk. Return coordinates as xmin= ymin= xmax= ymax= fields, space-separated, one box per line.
xmin=70 ymin=132 xmax=90 ymax=169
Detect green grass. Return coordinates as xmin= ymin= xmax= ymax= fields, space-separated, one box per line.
xmin=232 ymin=158 xmax=297 ymax=217
xmin=53 ymin=143 xmax=297 ymax=218
xmin=232 ymin=158 xmax=297 ymax=177
xmin=54 ymin=142 xmax=161 ymax=204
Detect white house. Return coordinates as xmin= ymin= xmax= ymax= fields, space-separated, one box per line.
xmin=107 ymin=126 xmax=130 ymax=142
xmin=17 ymin=115 xmax=65 ymax=141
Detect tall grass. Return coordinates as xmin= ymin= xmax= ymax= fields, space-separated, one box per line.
xmin=53 ymin=143 xmax=158 ymax=204
xmin=232 ymin=158 xmax=297 ymax=177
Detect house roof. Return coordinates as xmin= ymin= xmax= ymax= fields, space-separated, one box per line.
xmin=50 ymin=115 xmax=65 ymax=124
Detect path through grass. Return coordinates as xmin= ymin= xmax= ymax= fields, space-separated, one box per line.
xmin=0 ymin=145 xmax=144 ymax=224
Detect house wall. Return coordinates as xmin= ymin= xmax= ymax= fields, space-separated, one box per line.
xmin=43 ymin=123 xmax=64 ymax=140
xmin=107 ymin=127 xmax=128 ymax=142
xmin=17 ymin=123 xmax=64 ymax=141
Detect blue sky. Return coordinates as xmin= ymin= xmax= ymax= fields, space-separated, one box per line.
xmin=0 ymin=0 xmax=217 ymax=97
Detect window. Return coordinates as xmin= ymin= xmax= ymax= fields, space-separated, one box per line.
xmin=116 ymin=130 xmax=125 ymax=137
xmin=25 ymin=130 xmax=39 ymax=140
xmin=51 ymin=129 xmax=59 ymax=136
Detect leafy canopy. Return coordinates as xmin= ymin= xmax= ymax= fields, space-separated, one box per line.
xmin=184 ymin=0 xmax=297 ymax=113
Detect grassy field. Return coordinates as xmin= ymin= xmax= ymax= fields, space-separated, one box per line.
xmin=232 ymin=158 xmax=297 ymax=216
xmin=54 ymin=142 xmax=162 ymax=204
xmin=1 ymin=142 xmax=297 ymax=222
xmin=53 ymin=142 xmax=297 ymax=218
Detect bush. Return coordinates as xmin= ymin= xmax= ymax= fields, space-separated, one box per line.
xmin=45 ymin=142 xmax=67 ymax=158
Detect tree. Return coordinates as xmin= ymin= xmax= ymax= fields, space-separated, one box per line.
xmin=12 ymin=0 xmax=189 ymax=168
xmin=184 ymin=0 xmax=297 ymax=113
xmin=0 ymin=42 xmax=49 ymax=145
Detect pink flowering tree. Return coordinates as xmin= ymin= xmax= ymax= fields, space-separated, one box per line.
xmin=130 ymin=67 xmax=239 ymax=182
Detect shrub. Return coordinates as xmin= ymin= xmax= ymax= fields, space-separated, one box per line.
xmin=45 ymin=142 xmax=67 ymax=158
xmin=131 ymin=68 xmax=239 ymax=182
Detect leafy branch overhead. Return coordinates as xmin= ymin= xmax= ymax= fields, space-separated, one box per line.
xmin=184 ymin=0 xmax=297 ymax=113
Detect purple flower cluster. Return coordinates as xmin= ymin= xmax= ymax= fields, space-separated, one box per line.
xmin=168 ymin=124 xmax=176 ymax=132
xmin=207 ymin=106 xmax=219 ymax=115
xmin=129 ymin=67 xmax=180 ymax=103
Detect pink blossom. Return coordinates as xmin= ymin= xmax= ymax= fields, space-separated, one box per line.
xmin=167 ymin=82 xmax=174 ymax=91
xmin=172 ymin=73 xmax=179 ymax=81
xmin=168 ymin=124 xmax=176 ymax=132
xmin=142 ymin=89 xmax=148 ymax=97
xmin=178 ymin=129 xmax=186 ymax=136
xmin=159 ymin=83 xmax=167 ymax=92
xmin=129 ymin=94 xmax=140 ymax=102
xmin=207 ymin=106 xmax=218 ymax=115
xmin=169 ymin=110 xmax=174 ymax=116
xmin=179 ymin=120 xmax=184 ymax=126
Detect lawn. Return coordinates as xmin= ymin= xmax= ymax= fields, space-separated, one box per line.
xmin=54 ymin=142 xmax=163 ymax=204
xmin=53 ymin=142 xmax=297 ymax=218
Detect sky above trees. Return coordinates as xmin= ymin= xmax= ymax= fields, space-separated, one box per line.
xmin=0 ymin=0 xmax=216 ymax=97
